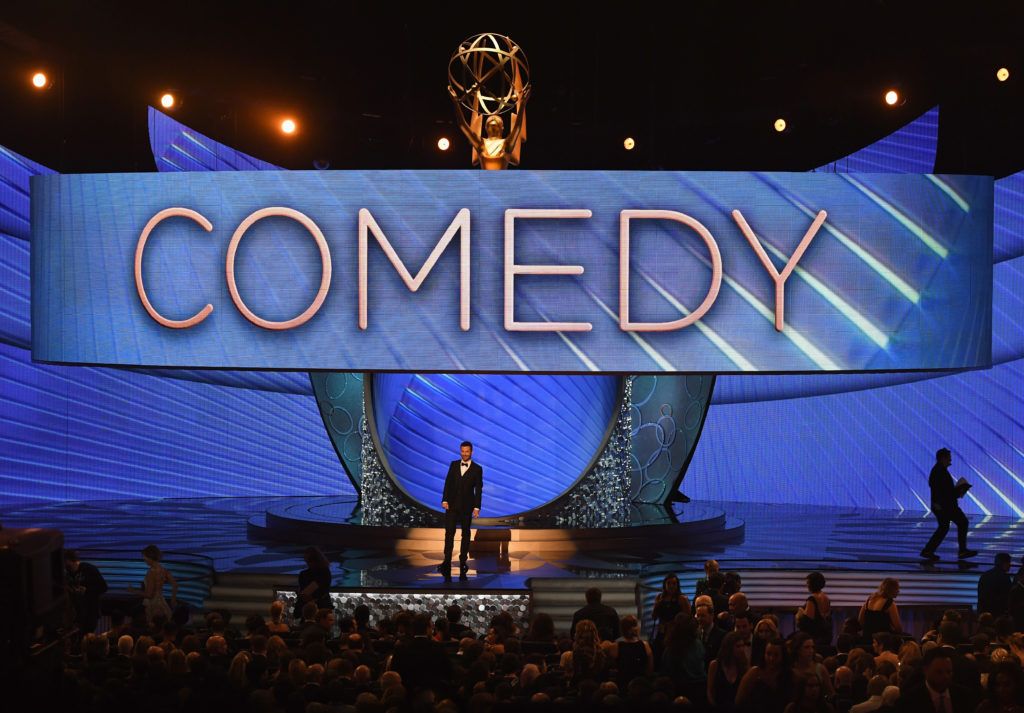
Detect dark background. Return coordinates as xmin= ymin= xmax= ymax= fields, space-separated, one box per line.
xmin=1 ymin=1 xmax=1022 ymax=176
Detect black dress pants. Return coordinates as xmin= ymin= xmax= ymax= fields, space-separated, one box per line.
xmin=924 ymin=504 xmax=968 ymax=553
xmin=443 ymin=509 xmax=473 ymax=565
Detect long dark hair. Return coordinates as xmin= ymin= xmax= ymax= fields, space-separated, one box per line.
xmin=303 ymin=547 xmax=329 ymax=570
xmin=716 ymin=631 xmax=749 ymax=673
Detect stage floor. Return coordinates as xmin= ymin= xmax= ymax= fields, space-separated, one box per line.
xmin=2 ymin=497 xmax=1022 ymax=589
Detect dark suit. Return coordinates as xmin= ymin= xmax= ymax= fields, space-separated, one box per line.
xmin=67 ymin=561 xmax=108 ymax=634
xmin=897 ymin=682 xmax=975 ymax=713
xmin=923 ymin=463 xmax=968 ymax=553
xmin=442 ymin=459 xmax=483 ymax=566
xmin=389 ymin=635 xmax=453 ymax=693
xmin=977 ymin=566 xmax=1013 ymax=616
xmin=570 ymin=602 xmax=620 ymax=642
xmin=700 ymin=625 xmax=725 ymax=665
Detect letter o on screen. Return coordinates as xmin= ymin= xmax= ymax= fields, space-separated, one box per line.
xmin=225 ymin=207 xmax=333 ymax=330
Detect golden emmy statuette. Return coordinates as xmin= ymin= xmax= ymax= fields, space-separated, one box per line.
xmin=448 ymin=33 xmax=530 ymax=170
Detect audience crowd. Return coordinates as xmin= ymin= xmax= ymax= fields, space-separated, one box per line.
xmin=41 ymin=553 xmax=1024 ymax=712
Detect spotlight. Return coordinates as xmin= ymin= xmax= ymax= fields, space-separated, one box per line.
xmin=280 ymin=118 xmax=297 ymax=135
xmin=160 ymin=93 xmax=176 ymax=109
xmin=31 ymin=71 xmax=49 ymax=89
xmin=773 ymin=118 xmax=787 ymax=133
xmin=623 ymin=137 xmax=635 ymax=150
xmin=437 ymin=137 xmax=450 ymax=151
xmin=884 ymin=89 xmax=899 ymax=106
xmin=997 ymin=67 xmax=1010 ymax=82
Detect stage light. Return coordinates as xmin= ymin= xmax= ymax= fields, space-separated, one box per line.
xmin=31 ymin=71 xmax=49 ymax=89
xmin=997 ymin=67 xmax=1010 ymax=82
xmin=774 ymin=118 xmax=787 ymax=133
xmin=884 ymin=89 xmax=899 ymax=106
xmin=160 ymin=93 xmax=176 ymax=109
xmin=280 ymin=118 xmax=297 ymax=135
xmin=623 ymin=137 xmax=635 ymax=150
xmin=437 ymin=137 xmax=450 ymax=151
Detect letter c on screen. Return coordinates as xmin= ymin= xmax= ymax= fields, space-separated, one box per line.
xmin=134 ymin=207 xmax=215 ymax=329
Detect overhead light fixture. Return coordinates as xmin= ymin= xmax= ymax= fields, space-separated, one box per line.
xmin=160 ymin=93 xmax=176 ymax=110
xmin=996 ymin=67 xmax=1010 ymax=82
xmin=31 ymin=71 xmax=50 ymax=89
xmin=623 ymin=137 xmax=635 ymax=151
xmin=884 ymin=89 xmax=900 ymax=106
xmin=437 ymin=137 xmax=450 ymax=151
xmin=280 ymin=118 xmax=298 ymax=135
xmin=773 ymin=118 xmax=787 ymax=133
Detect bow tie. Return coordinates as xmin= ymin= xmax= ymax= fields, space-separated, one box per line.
xmin=461 ymin=462 xmax=469 ymax=467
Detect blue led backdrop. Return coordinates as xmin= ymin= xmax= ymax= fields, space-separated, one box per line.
xmin=1 ymin=105 xmax=1022 ymax=519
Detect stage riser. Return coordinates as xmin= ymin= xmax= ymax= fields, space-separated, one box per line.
xmin=248 ymin=517 xmax=745 ymax=554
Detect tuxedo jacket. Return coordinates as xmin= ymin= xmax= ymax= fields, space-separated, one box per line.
xmin=442 ymin=460 xmax=483 ymax=513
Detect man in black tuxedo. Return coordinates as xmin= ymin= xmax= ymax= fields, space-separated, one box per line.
xmin=898 ymin=647 xmax=977 ymax=713
xmin=921 ymin=448 xmax=977 ymax=561
xmin=65 ymin=549 xmax=108 ymax=635
xmin=440 ymin=440 xmax=483 ymax=580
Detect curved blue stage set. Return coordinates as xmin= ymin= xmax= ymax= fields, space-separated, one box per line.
xmin=3 ymin=103 xmax=1023 ymax=605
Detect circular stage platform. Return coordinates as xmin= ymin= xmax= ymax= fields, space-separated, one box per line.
xmin=247 ymin=496 xmax=746 ymax=554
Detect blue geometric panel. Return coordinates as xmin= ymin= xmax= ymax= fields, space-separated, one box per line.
xmin=814 ymin=106 xmax=938 ymax=174
xmin=0 ymin=138 xmax=346 ymax=505
xmin=370 ymin=373 xmax=620 ymax=516
xmin=687 ymin=356 xmax=1024 ymax=516
xmin=995 ymin=170 xmax=1024 ymax=263
xmin=0 ymin=339 xmax=352 ymax=505
xmin=690 ymin=106 xmax=1024 ymax=517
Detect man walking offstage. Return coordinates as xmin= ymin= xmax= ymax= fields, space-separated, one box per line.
xmin=921 ymin=448 xmax=977 ymax=561
xmin=439 ymin=441 xmax=483 ymax=580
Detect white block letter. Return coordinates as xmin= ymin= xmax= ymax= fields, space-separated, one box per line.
xmin=504 ymin=209 xmax=593 ymax=332
xmin=135 ymin=207 xmax=214 ymax=329
xmin=226 ymin=207 xmax=333 ymax=330
xmin=619 ymin=210 xmax=723 ymax=331
xmin=359 ymin=208 xmax=471 ymax=330
xmin=732 ymin=209 xmax=827 ymax=331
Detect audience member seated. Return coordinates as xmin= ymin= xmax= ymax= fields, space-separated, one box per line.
xmin=40 ymin=563 xmax=1024 ymax=713
xmin=897 ymin=647 xmax=977 ymax=713
xmin=707 ymin=630 xmax=749 ymax=710
xmin=736 ymin=635 xmax=790 ymax=712
xmin=266 ymin=600 xmax=290 ymax=634
xmin=696 ymin=603 xmax=725 ymax=665
xmin=570 ymin=587 xmax=621 ymax=642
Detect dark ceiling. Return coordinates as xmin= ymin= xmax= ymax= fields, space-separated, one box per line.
xmin=2 ymin=1 xmax=1023 ymax=176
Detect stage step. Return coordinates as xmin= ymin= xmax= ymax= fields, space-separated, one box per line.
xmin=530 ymin=577 xmax=640 ymax=635
xmin=204 ymin=571 xmax=296 ymax=618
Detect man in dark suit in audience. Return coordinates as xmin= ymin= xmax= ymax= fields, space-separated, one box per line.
xmin=389 ymin=613 xmax=452 ymax=694
xmin=570 ymin=587 xmax=620 ymax=642
xmin=439 ymin=441 xmax=483 ymax=580
xmin=65 ymin=549 xmax=108 ymax=635
xmin=977 ymin=552 xmax=1013 ymax=616
xmin=898 ymin=647 xmax=977 ymax=713
xmin=695 ymin=605 xmax=724 ymax=664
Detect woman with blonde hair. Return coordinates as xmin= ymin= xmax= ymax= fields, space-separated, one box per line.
xmin=267 ymin=600 xmax=290 ymax=633
xmin=228 ymin=650 xmax=251 ymax=689
xmin=858 ymin=577 xmax=901 ymax=639
xmin=570 ymin=619 xmax=606 ymax=684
